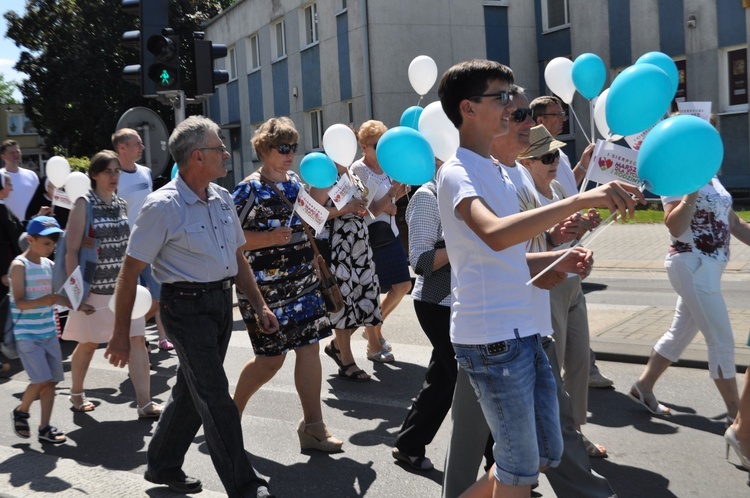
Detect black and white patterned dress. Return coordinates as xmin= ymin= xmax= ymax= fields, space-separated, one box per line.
xmin=325 ymin=178 xmax=383 ymax=330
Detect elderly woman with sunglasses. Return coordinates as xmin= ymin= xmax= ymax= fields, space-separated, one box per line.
xmin=350 ymin=120 xmax=411 ymax=363
xmin=518 ymin=125 xmax=606 ymax=458
xmin=231 ymin=117 xmax=343 ymax=453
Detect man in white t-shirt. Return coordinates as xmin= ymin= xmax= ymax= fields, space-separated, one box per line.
xmin=112 ymin=128 xmax=172 ymax=351
xmin=530 ymin=96 xmax=615 ymax=388
xmin=1 ymin=140 xmax=39 ymax=222
xmin=436 ymin=60 xmax=643 ymax=498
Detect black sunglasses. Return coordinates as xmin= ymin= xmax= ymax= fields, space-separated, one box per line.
xmin=512 ymin=108 xmax=532 ymax=123
xmin=273 ymin=143 xmax=298 ymax=155
xmin=469 ymin=91 xmax=512 ymax=105
xmin=531 ymin=150 xmax=560 ymax=165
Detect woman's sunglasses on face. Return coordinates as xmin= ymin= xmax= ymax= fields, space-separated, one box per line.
xmin=273 ymin=143 xmax=298 ymax=155
xmin=511 ymin=108 xmax=532 ymax=123
xmin=531 ymin=150 xmax=560 ymax=165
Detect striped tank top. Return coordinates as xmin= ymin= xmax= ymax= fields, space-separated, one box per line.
xmin=9 ymin=256 xmax=57 ymax=341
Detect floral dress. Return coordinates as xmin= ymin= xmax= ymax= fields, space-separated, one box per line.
xmin=233 ymin=171 xmax=331 ymax=356
xmin=324 ymin=172 xmax=382 ymax=330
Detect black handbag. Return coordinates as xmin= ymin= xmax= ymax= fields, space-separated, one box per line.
xmin=367 ymin=220 xmax=396 ymax=249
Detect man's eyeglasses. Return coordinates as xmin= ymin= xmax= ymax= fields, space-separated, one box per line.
xmin=196 ymin=144 xmax=228 ymax=153
xmin=538 ymin=111 xmax=568 ymax=121
xmin=469 ymin=91 xmax=512 ymax=105
xmin=512 ymin=108 xmax=533 ymax=123
xmin=273 ymin=143 xmax=298 ymax=155
xmin=530 ymin=150 xmax=560 ymax=165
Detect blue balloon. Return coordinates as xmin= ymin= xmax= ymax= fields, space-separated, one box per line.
xmin=376 ymin=126 xmax=435 ymax=186
xmin=637 ymin=115 xmax=723 ymax=196
xmin=606 ymin=64 xmax=672 ymax=136
xmin=300 ymin=152 xmax=338 ymax=188
xmin=636 ymin=51 xmax=679 ymax=97
xmin=572 ymin=53 xmax=606 ymax=100
xmin=400 ymin=106 xmax=423 ymax=129
xmin=171 ymin=163 xmax=178 ymax=179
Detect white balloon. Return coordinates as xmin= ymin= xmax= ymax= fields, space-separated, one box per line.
xmin=544 ymin=57 xmax=576 ymax=104
xmin=322 ymin=124 xmax=358 ymax=167
xmin=63 ymin=172 xmax=90 ymax=202
xmin=593 ymin=88 xmax=623 ymax=141
xmin=46 ymin=156 xmax=71 ymax=188
xmin=408 ymin=55 xmax=439 ymax=96
xmin=108 ymin=285 xmax=152 ymax=319
xmin=418 ymin=101 xmax=459 ymax=162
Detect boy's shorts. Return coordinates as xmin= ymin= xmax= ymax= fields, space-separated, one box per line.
xmin=17 ymin=336 xmax=64 ymax=384
xmin=139 ymin=264 xmax=161 ymax=300
xmin=454 ymin=332 xmax=563 ymax=486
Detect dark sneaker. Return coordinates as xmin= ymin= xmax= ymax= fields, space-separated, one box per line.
xmin=144 ymin=470 xmax=202 ymax=494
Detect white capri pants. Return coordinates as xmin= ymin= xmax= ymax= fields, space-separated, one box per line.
xmin=655 ymin=252 xmax=735 ymax=379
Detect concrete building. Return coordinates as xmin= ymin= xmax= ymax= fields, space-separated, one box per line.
xmin=0 ymin=103 xmax=47 ymax=176
xmin=203 ymin=0 xmax=749 ymax=197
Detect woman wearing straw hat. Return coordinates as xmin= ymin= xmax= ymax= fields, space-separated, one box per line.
xmin=518 ymin=125 xmax=606 ymax=458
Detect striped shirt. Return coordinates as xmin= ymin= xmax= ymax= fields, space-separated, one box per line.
xmin=9 ymin=256 xmax=57 ymax=341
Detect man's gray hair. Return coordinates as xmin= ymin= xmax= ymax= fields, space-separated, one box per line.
xmin=168 ymin=115 xmax=221 ymax=167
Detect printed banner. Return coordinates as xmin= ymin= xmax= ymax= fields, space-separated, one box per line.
xmin=62 ymin=265 xmax=85 ymax=311
xmin=52 ymin=188 xmax=73 ymax=210
xmin=294 ymin=188 xmax=329 ymax=235
xmin=676 ymin=101 xmax=712 ymax=122
xmin=625 ymin=118 xmax=663 ymax=151
xmin=587 ymin=139 xmax=640 ymax=186
xmin=328 ymin=174 xmax=357 ymax=211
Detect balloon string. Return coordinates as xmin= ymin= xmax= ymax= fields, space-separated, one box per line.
xmin=589 ymin=100 xmax=596 ymax=145
xmin=569 ymin=106 xmax=591 ymax=144
xmin=412 ymin=95 xmax=424 ymax=129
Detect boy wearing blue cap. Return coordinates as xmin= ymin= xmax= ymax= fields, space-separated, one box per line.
xmin=8 ymin=216 xmax=90 ymax=443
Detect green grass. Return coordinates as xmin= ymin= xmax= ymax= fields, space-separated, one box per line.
xmin=597 ymin=207 xmax=750 ymax=224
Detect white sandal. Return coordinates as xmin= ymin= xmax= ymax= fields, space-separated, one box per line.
xmin=69 ymin=392 xmax=95 ymax=412
xmin=628 ymin=383 xmax=671 ymax=416
xmin=137 ymin=401 xmax=162 ymax=419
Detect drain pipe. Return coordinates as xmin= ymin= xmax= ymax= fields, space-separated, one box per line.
xmin=361 ymin=0 xmax=373 ymax=120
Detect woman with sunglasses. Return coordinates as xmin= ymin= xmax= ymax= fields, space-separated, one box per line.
xmin=231 ymin=117 xmax=343 ymax=453
xmin=350 ymin=120 xmax=411 ymax=363
xmin=519 ymin=125 xmax=606 ymax=458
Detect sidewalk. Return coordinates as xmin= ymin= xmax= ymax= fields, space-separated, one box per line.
xmin=585 ymin=223 xmax=750 ymax=370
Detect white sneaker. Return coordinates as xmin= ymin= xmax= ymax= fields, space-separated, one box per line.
xmin=1 ymin=344 xmax=19 ymax=360
xmin=589 ymin=371 xmax=614 ymax=388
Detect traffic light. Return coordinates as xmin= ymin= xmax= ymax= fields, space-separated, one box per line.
xmin=194 ymin=38 xmax=229 ymax=95
xmin=121 ymin=0 xmax=180 ymax=96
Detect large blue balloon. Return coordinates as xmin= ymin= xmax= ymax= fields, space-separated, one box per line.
xmin=300 ymin=152 xmax=338 ymax=189
xmin=636 ymin=52 xmax=679 ymax=97
xmin=572 ymin=53 xmax=606 ymax=100
xmin=399 ymin=106 xmax=423 ymax=129
xmin=376 ymin=126 xmax=435 ymax=186
xmin=606 ymin=64 xmax=672 ymax=136
xmin=637 ymin=115 xmax=723 ymax=196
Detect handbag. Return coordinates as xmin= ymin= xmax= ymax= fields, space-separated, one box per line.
xmin=367 ymin=219 xmax=396 ymax=249
xmin=52 ymin=199 xmax=98 ymax=304
xmin=260 ymin=175 xmax=344 ymax=314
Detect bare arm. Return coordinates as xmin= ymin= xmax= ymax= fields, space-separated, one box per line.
xmin=368 ymin=182 xmax=408 ymax=217
xmin=456 ymin=181 xmax=644 ymax=252
xmin=573 ymin=143 xmax=595 ymax=186
xmin=729 ymin=209 xmax=750 ymax=246
xmin=65 ymin=197 xmax=88 ymax=278
xmin=663 ymin=191 xmax=699 ymax=238
xmin=104 ymin=255 xmax=147 ymax=368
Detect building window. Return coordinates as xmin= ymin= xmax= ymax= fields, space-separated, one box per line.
xmin=271 ymin=19 xmax=287 ymax=61
xmin=303 ymin=3 xmax=318 ymax=48
xmin=227 ymin=46 xmax=238 ymax=81
xmin=720 ymin=46 xmax=748 ymax=112
xmin=307 ymin=109 xmax=323 ymax=150
xmin=248 ymin=34 xmax=260 ymax=71
xmin=347 ymin=101 xmax=354 ymax=125
xmin=542 ymin=0 xmax=569 ymax=32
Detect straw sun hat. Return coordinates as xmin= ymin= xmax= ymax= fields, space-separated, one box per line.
xmin=517 ymin=125 xmax=566 ymax=160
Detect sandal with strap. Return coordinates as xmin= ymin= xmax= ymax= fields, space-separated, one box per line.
xmin=38 ymin=424 xmax=67 ymax=444
xmin=581 ymin=434 xmax=608 ymax=458
xmin=12 ymin=407 xmax=30 ymax=439
xmin=338 ymin=363 xmax=371 ymax=382
xmin=137 ymin=401 xmax=162 ymax=419
xmin=324 ymin=341 xmax=345 ymax=370
xmin=392 ymin=447 xmax=434 ymax=471
xmin=628 ymin=382 xmax=671 ymax=416
xmin=367 ymin=348 xmax=394 ymax=363
xmin=157 ymin=338 xmax=174 ymax=351
xmin=69 ymin=392 xmax=95 ymax=412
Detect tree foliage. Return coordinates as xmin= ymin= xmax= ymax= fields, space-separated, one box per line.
xmin=4 ymin=0 xmax=233 ymax=158
xmin=0 ymin=74 xmax=19 ymax=104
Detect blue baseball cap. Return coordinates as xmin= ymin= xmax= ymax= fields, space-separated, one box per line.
xmin=26 ymin=216 xmax=63 ymax=237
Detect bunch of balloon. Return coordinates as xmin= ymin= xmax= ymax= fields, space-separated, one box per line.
xmin=45 ymin=156 xmax=91 ymax=207
xmin=545 ymin=56 xmax=592 ymax=144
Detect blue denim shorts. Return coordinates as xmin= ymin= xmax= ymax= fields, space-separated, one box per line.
xmin=17 ymin=336 xmax=64 ymax=384
xmin=454 ymin=332 xmax=563 ymax=486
